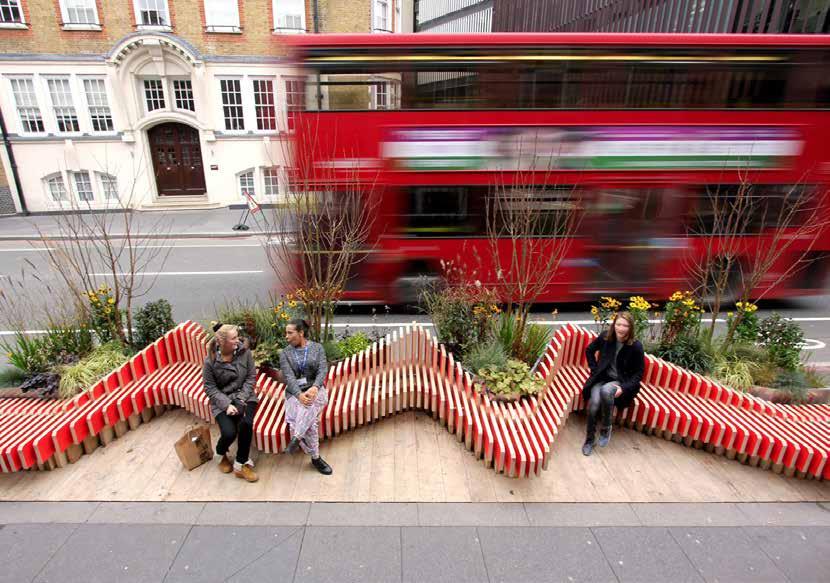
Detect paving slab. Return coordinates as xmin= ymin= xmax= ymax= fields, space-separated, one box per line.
xmin=308 ymin=502 xmax=418 ymax=526
xmin=669 ymin=526 xmax=788 ymax=582
xmin=0 ymin=523 xmax=77 ymax=583
xmin=525 ymin=503 xmax=640 ymax=527
xmin=478 ymin=526 xmax=617 ymax=583
xmin=736 ymin=502 xmax=830 ymax=526
xmin=88 ymin=502 xmax=205 ymax=525
xmin=196 ymin=502 xmax=310 ymax=526
xmin=631 ymin=502 xmax=751 ymax=526
xmin=165 ymin=525 xmax=303 ymax=583
xmin=0 ymin=501 xmax=99 ymax=524
xmin=33 ymin=523 xmax=190 ymax=583
xmin=294 ymin=526 xmax=402 ymax=583
xmin=592 ymin=527 xmax=704 ymax=583
xmin=744 ymin=526 xmax=830 ymax=582
xmin=417 ymin=502 xmax=529 ymax=527
xmin=402 ymin=526 xmax=488 ymax=583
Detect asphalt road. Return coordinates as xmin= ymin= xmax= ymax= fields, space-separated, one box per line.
xmin=1 ymin=238 xmax=828 ymax=362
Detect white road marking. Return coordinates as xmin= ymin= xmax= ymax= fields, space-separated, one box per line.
xmin=86 ymin=270 xmax=265 ymax=276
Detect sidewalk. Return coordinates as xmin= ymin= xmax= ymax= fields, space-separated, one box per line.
xmin=0 ymin=208 xmax=282 ymax=241
xmin=2 ymin=501 xmax=828 ymax=582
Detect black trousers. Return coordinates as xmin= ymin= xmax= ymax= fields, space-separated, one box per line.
xmin=586 ymin=382 xmax=616 ymax=441
xmin=215 ymin=402 xmax=258 ymax=463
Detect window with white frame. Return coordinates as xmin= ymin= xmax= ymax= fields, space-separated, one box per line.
xmin=238 ymin=169 xmax=255 ymax=198
xmin=47 ymin=78 xmax=80 ymax=133
xmin=284 ymin=78 xmax=304 ymax=132
xmin=0 ymin=0 xmax=23 ymax=25
xmin=46 ymin=175 xmax=68 ymax=203
xmin=263 ymin=166 xmax=280 ymax=197
xmin=374 ymin=0 xmax=390 ymax=32
xmin=373 ymin=81 xmax=389 ymax=109
xmin=82 ymin=78 xmax=113 ymax=131
xmin=273 ymin=0 xmax=305 ymax=33
xmin=173 ymin=79 xmax=194 ymax=111
xmin=253 ymin=79 xmax=276 ymax=130
xmin=134 ymin=0 xmax=170 ymax=27
xmin=204 ymin=0 xmax=240 ymax=32
xmin=98 ymin=173 xmax=118 ymax=200
xmin=143 ymin=79 xmax=165 ymax=111
xmin=9 ymin=78 xmax=44 ymax=133
xmin=72 ymin=171 xmax=94 ymax=202
xmin=60 ymin=0 xmax=99 ymax=25
xmin=220 ymin=79 xmax=244 ymax=130
xmin=395 ymin=1 xmax=401 ymax=32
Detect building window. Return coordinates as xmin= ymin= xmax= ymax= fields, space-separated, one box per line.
xmin=374 ymin=0 xmax=390 ymax=32
xmin=98 ymin=173 xmax=118 ymax=200
xmin=395 ymin=1 xmax=400 ymax=32
xmin=263 ymin=166 xmax=280 ymax=197
xmin=220 ymin=79 xmax=244 ymax=130
xmin=204 ymin=0 xmax=240 ymax=32
xmin=238 ymin=169 xmax=255 ymax=198
xmin=285 ymin=78 xmax=303 ymax=132
xmin=72 ymin=171 xmax=94 ymax=202
xmin=60 ymin=0 xmax=99 ymax=26
xmin=0 ymin=0 xmax=23 ymax=25
xmin=253 ymin=79 xmax=276 ymax=130
xmin=173 ymin=79 xmax=194 ymax=111
xmin=47 ymin=78 xmax=80 ymax=133
xmin=143 ymin=79 xmax=165 ymax=111
xmin=134 ymin=0 xmax=170 ymax=27
xmin=373 ymin=81 xmax=389 ymax=109
xmin=273 ymin=0 xmax=305 ymax=33
xmin=46 ymin=175 xmax=68 ymax=202
xmin=83 ymin=78 xmax=113 ymax=131
xmin=9 ymin=78 xmax=44 ymax=133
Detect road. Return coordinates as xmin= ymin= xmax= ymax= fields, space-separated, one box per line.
xmin=0 ymin=238 xmax=828 ymax=362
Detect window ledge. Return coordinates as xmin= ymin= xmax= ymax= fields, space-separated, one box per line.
xmin=62 ymin=23 xmax=102 ymax=31
xmin=272 ymin=28 xmax=306 ymax=35
xmin=136 ymin=24 xmax=173 ymax=32
xmin=205 ymin=26 xmax=242 ymax=34
xmin=0 ymin=22 xmax=28 ymax=30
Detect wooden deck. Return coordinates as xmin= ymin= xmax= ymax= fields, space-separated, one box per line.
xmin=0 ymin=408 xmax=826 ymax=502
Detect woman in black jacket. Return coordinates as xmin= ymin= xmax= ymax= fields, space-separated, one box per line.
xmin=581 ymin=311 xmax=645 ymax=456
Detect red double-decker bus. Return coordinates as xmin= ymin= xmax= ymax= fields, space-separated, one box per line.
xmin=287 ymin=33 xmax=830 ymax=304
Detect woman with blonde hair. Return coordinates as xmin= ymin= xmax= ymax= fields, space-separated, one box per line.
xmin=581 ymin=311 xmax=645 ymax=456
xmin=203 ymin=323 xmax=259 ymax=482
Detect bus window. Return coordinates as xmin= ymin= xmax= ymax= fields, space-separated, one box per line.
xmin=401 ymin=186 xmax=480 ymax=236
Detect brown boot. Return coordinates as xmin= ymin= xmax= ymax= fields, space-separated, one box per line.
xmin=218 ymin=455 xmax=232 ymax=474
xmin=234 ymin=464 xmax=259 ymax=483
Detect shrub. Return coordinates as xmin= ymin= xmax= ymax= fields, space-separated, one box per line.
xmin=57 ymin=342 xmax=129 ymax=399
xmin=713 ymin=356 xmax=759 ymax=391
xmin=0 ymin=366 xmax=26 ymax=389
xmin=803 ymin=366 xmax=828 ymax=389
xmin=769 ymin=368 xmax=810 ymax=404
xmin=590 ymin=296 xmax=621 ymax=334
xmin=752 ymin=362 xmax=780 ymax=387
xmin=727 ymin=301 xmax=759 ymax=344
xmin=323 ymin=339 xmax=343 ymax=363
xmin=466 ymin=339 xmax=509 ymax=375
xmin=1 ymin=333 xmax=50 ymax=374
xmin=252 ymin=341 xmax=282 ymax=368
xmin=520 ymin=323 xmax=553 ymax=368
xmin=82 ymin=285 xmax=122 ymax=344
xmin=758 ymin=313 xmax=803 ymax=371
xmin=42 ymin=321 xmax=94 ymax=364
xmin=627 ymin=295 xmax=656 ymax=341
xmin=134 ymin=299 xmax=176 ymax=349
xmin=477 ymin=359 xmax=546 ymax=399
xmin=338 ymin=332 xmax=372 ymax=358
xmin=660 ymin=291 xmax=704 ymax=345
xmin=653 ymin=334 xmax=713 ymax=374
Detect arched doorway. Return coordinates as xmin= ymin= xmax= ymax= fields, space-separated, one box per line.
xmin=148 ymin=122 xmax=206 ymax=196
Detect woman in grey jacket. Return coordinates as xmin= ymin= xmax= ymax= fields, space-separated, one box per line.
xmin=279 ymin=319 xmax=332 ymax=475
xmin=203 ymin=323 xmax=259 ymax=482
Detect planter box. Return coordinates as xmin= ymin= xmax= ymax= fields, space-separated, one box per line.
xmin=748 ymin=385 xmax=830 ymax=405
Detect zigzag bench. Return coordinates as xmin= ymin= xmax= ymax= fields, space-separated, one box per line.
xmin=1 ymin=321 xmax=827 ymax=480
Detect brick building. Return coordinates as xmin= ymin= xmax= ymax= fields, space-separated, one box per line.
xmin=0 ymin=0 xmax=412 ymax=214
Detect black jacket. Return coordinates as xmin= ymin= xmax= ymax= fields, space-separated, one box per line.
xmin=203 ymin=341 xmax=257 ymax=418
xmin=581 ymin=333 xmax=645 ymax=410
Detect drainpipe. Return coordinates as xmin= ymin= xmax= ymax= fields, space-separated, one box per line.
xmin=0 ymin=107 xmax=28 ymax=216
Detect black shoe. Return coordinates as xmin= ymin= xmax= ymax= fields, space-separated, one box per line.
xmin=598 ymin=426 xmax=612 ymax=447
xmin=582 ymin=440 xmax=595 ymax=456
xmin=285 ymin=437 xmax=300 ymax=454
xmin=311 ymin=457 xmax=333 ymax=475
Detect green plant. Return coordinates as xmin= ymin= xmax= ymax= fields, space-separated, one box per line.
xmin=752 ymin=362 xmax=779 ymax=387
xmin=803 ymin=366 xmax=828 ymax=389
xmin=713 ymin=355 xmax=759 ymax=391
xmin=323 ymin=339 xmax=343 ymax=363
xmin=520 ymin=323 xmax=553 ymax=368
xmin=477 ymin=358 xmax=546 ymax=399
xmin=82 ymin=284 xmax=122 ymax=344
xmin=42 ymin=321 xmax=94 ymax=363
xmin=57 ymin=342 xmax=129 ymax=399
xmin=465 ymin=339 xmax=509 ymax=375
xmin=590 ymin=296 xmax=621 ymax=334
xmin=337 ymin=332 xmax=372 ymax=358
xmin=134 ymin=299 xmax=176 ymax=349
xmin=0 ymin=366 xmax=27 ymax=389
xmin=252 ymin=341 xmax=282 ymax=368
xmin=758 ymin=313 xmax=804 ymax=371
xmin=725 ymin=301 xmax=759 ymax=345
xmin=1 ymin=333 xmax=50 ymax=374
xmin=627 ymin=295 xmax=656 ymax=340
xmin=769 ymin=368 xmax=810 ymax=404
xmin=653 ymin=334 xmax=714 ymax=374
xmin=660 ymin=291 xmax=704 ymax=345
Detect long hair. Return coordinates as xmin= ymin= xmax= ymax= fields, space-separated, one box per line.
xmin=208 ymin=323 xmax=239 ymax=357
xmin=606 ymin=311 xmax=636 ymax=345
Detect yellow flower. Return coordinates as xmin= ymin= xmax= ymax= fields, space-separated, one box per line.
xmin=104 ymin=307 xmax=111 ymax=314
xmin=6 ymin=352 xmax=11 ymax=358
xmin=280 ymin=312 xmax=289 ymax=320
xmin=727 ymin=312 xmax=733 ymax=317
xmin=286 ymin=293 xmax=294 ymax=301
xmin=288 ymin=301 xmax=298 ymax=308
xmin=107 ymin=298 xmax=115 ymax=305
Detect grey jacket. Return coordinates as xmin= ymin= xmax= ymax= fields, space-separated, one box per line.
xmin=279 ymin=341 xmax=327 ymax=398
xmin=203 ymin=343 xmax=258 ymax=418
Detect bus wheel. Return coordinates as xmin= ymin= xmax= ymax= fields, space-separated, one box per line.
xmin=393 ymin=271 xmax=442 ymax=306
